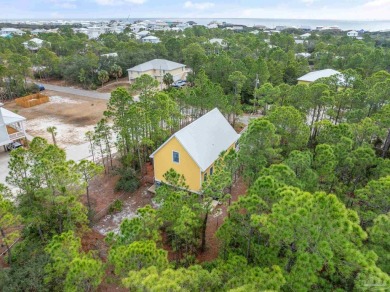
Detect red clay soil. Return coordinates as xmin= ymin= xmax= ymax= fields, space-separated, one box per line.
xmin=81 ymin=171 xmax=121 ymax=222
xmin=196 ymin=177 xmax=247 ymax=263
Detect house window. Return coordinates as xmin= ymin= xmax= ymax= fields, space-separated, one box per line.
xmin=204 ymin=173 xmax=207 ymax=182
xmin=210 ymin=167 xmax=213 ymax=176
xmin=173 ymin=151 xmax=179 ymax=163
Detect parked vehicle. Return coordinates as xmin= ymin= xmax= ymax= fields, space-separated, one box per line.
xmin=172 ymin=80 xmax=187 ymax=88
xmin=37 ymin=84 xmax=45 ymax=91
xmin=6 ymin=141 xmax=22 ymax=151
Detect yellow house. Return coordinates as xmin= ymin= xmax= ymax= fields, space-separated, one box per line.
xmin=127 ymin=59 xmax=187 ymax=83
xmin=150 ymin=108 xmax=240 ymax=193
xmin=297 ymin=69 xmax=345 ymax=85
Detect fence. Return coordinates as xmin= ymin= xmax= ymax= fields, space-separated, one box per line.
xmin=15 ymin=93 xmax=49 ymax=108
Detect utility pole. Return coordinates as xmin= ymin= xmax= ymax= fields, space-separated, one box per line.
xmin=254 ymin=74 xmax=260 ymax=113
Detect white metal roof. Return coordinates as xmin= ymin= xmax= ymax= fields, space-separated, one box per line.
xmin=209 ymin=38 xmax=225 ymax=45
xmin=150 ymin=108 xmax=239 ymax=171
xmin=297 ymin=69 xmax=343 ymax=82
xmin=142 ymin=35 xmax=159 ymax=40
xmin=0 ymin=107 xmax=26 ymax=125
xmin=128 ymin=58 xmax=185 ymax=72
xmin=295 ymin=52 xmax=311 ymax=58
xmin=23 ymin=38 xmax=44 ymax=45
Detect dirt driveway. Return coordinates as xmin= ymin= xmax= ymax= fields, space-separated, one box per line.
xmin=4 ymin=90 xmax=108 ymax=148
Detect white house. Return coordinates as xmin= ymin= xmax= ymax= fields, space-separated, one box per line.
xmin=31 ymin=29 xmax=48 ymax=35
xmin=209 ymin=38 xmax=227 ymax=47
xmin=142 ymin=36 xmax=161 ymax=44
xmin=0 ymin=28 xmax=25 ymax=36
xmin=347 ymin=30 xmax=359 ymax=38
xmin=0 ymin=103 xmax=26 ymax=148
xmin=177 ymin=22 xmax=191 ymax=30
xmin=300 ymin=33 xmax=311 ymax=39
xmin=135 ymin=30 xmax=150 ymax=39
xmin=295 ymin=52 xmax=311 ymax=58
xmin=101 ymin=52 xmax=118 ymax=58
xmin=127 ymin=59 xmax=187 ymax=83
xmin=22 ymin=38 xmax=48 ymax=51
xmin=297 ymin=69 xmax=346 ymax=85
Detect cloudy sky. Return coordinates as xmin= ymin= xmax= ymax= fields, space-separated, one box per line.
xmin=1 ymin=0 xmax=390 ymax=20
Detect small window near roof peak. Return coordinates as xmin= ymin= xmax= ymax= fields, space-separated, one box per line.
xmin=173 ymin=151 xmax=179 ymax=163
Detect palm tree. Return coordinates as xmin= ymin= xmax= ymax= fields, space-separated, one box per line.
xmin=47 ymin=126 xmax=57 ymax=146
xmin=163 ymin=73 xmax=174 ymax=88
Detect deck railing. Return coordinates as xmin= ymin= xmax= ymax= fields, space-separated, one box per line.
xmin=9 ymin=131 xmax=25 ymax=141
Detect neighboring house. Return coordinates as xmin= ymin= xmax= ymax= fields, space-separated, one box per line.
xmin=150 ymin=108 xmax=240 ymax=193
xmin=135 ymin=30 xmax=150 ymax=39
xmin=101 ymin=52 xmax=118 ymax=58
xmin=127 ymin=59 xmax=186 ymax=83
xmin=0 ymin=27 xmax=25 ymax=36
xmin=0 ymin=33 xmax=11 ymax=38
xmin=347 ymin=30 xmax=359 ymax=38
xmin=131 ymin=24 xmax=147 ymax=33
xmin=297 ymin=69 xmax=345 ymax=85
xmin=0 ymin=103 xmax=26 ymax=149
xmin=22 ymin=38 xmax=48 ymax=51
xmin=209 ymin=38 xmax=227 ymax=47
xmin=31 ymin=29 xmax=48 ymax=35
xmin=176 ymin=22 xmax=191 ymax=30
xmin=141 ymin=36 xmax=161 ymax=43
xmin=300 ymin=33 xmax=311 ymax=39
xmin=295 ymin=40 xmax=305 ymax=45
xmin=295 ymin=52 xmax=311 ymax=58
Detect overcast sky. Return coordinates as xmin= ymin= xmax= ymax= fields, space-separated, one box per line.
xmin=1 ymin=0 xmax=390 ymax=20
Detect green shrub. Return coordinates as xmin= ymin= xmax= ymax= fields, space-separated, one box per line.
xmin=115 ymin=176 xmax=140 ymax=192
xmin=115 ymin=166 xmax=140 ymax=192
xmin=109 ymin=199 xmax=123 ymax=214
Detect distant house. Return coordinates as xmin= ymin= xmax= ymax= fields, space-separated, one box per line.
xmin=347 ymin=30 xmax=359 ymax=38
xmin=207 ymin=23 xmax=219 ymax=29
xmin=300 ymin=33 xmax=311 ymax=39
xmin=22 ymin=38 xmax=48 ymax=51
xmin=0 ymin=27 xmax=25 ymax=36
xmin=150 ymin=108 xmax=240 ymax=193
xmin=127 ymin=59 xmax=187 ymax=83
xmin=297 ymin=69 xmax=345 ymax=85
xmin=295 ymin=52 xmax=311 ymax=58
xmin=295 ymin=40 xmax=305 ymax=45
xmin=31 ymin=29 xmax=48 ymax=35
xmin=209 ymin=38 xmax=227 ymax=47
xmin=101 ymin=52 xmax=118 ymax=58
xmin=176 ymin=22 xmax=191 ymax=30
xmin=0 ymin=103 xmax=27 ymax=149
xmin=141 ymin=36 xmax=161 ymax=44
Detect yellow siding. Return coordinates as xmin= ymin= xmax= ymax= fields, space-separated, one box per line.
xmin=298 ymin=80 xmax=311 ymax=85
xmin=153 ymin=137 xmax=201 ymax=192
